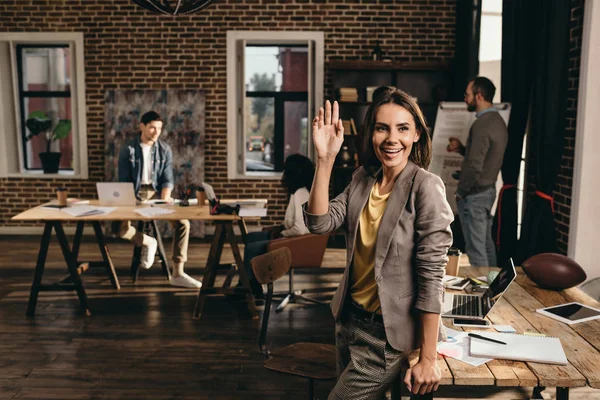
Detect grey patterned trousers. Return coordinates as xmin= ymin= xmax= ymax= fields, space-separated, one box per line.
xmin=328 ymin=306 xmax=433 ymax=400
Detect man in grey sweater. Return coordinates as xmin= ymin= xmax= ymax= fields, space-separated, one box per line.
xmin=447 ymin=77 xmax=508 ymax=267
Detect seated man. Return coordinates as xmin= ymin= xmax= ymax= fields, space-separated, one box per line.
xmin=118 ymin=110 xmax=201 ymax=289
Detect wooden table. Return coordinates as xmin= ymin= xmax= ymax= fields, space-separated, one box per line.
xmin=392 ymin=266 xmax=600 ymax=400
xmin=11 ymin=201 xmax=263 ymax=319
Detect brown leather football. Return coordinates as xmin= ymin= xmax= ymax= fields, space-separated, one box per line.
xmin=522 ymin=253 xmax=587 ymax=290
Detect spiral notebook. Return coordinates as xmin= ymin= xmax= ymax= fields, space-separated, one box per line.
xmin=469 ymin=332 xmax=568 ymax=365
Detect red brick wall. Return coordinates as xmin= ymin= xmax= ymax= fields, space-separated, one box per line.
xmin=525 ymin=0 xmax=583 ymax=254
xmin=0 ymin=0 xmax=456 ymax=229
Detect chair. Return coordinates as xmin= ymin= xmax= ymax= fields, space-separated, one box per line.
xmin=267 ymin=233 xmax=331 ymax=312
xmin=130 ymin=220 xmax=171 ymax=282
xmin=251 ymin=248 xmax=337 ymax=400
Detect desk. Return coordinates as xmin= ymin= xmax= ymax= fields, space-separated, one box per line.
xmin=12 ymin=202 xmax=263 ymax=319
xmin=392 ymin=266 xmax=600 ymax=400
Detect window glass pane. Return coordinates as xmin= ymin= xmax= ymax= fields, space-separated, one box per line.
xmin=482 ymin=0 xmax=502 ymax=13
xmin=245 ymin=45 xmax=308 ymax=92
xmin=479 ymin=0 xmax=502 ymax=101
xmin=245 ymin=97 xmax=274 ymax=172
xmin=283 ymin=101 xmax=308 ymax=159
xmin=23 ymin=97 xmax=73 ymax=170
xmin=21 ymin=46 xmax=71 ymax=92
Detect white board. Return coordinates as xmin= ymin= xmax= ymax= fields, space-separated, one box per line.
xmin=430 ymin=102 xmax=511 ymax=214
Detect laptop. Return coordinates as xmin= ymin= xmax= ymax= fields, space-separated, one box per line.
xmin=442 ymin=258 xmax=517 ymax=319
xmin=96 ymin=182 xmax=137 ymax=206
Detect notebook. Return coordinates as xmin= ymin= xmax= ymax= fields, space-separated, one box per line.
xmin=469 ymin=332 xmax=568 ymax=365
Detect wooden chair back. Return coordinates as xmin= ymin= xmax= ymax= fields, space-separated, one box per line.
xmin=250 ymin=247 xmax=292 ymax=357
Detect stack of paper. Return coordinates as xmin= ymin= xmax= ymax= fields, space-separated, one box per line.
xmin=60 ymin=205 xmax=116 ymax=217
xmin=238 ymin=208 xmax=267 ymax=217
xmin=134 ymin=207 xmax=176 ymax=217
xmin=437 ymin=327 xmax=492 ymax=366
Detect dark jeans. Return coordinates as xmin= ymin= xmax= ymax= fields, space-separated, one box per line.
xmin=243 ymin=231 xmax=271 ymax=296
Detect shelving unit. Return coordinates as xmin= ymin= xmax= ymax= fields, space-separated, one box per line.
xmin=329 ymin=60 xmax=452 ymax=137
xmin=328 ymin=59 xmax=453 ymax=200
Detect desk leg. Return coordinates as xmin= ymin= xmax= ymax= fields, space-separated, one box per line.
xmin=92 ymin=221 xmax=120 ymax=289
xmin=532 ymin=386 xmax=546 ymax=399
xmin=193 ymin=223 xmax=226 ymax=319
xmin=26 ymin=222 xmax=53 ymax=317
xmin=556 ymin=387 xmax=569 ymax=400
xmin=224 ymin=222 xmax=258 ymax=319
xmin=72 ymin=221 xmax=84 ymax=261
xmin=54 ymin=222 xmax=92 ymax=316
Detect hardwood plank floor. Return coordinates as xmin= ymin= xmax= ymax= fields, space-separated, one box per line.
xmin=0 ymin=236 xmax=598 ymax=399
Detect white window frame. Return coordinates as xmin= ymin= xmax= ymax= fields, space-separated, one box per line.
xmin=226 ymin=30 xmax=324 ymax=180
xmin=0 ymin=32 xmax=88 ymax=179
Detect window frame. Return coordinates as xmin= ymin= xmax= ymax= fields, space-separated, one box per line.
xmin=0 ymin=32 xmax=88 ymax=179
xmin=226 ymin=31 xmax=324 ymax=180
xmin=16 ymin=43 xmax=73 ymax=172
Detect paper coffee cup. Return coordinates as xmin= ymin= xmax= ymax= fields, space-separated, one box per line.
xmin=446 ymin=247 xmax=462 ymax=276
xmin=196 ymin=189 xmax=206 ymax=206
xmin=57 ymin=187 xmax=68 ymax=207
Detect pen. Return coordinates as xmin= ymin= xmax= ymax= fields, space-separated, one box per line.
xmin=468 ymin=333 xmax=507 ymax=345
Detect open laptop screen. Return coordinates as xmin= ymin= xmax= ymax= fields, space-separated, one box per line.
xmin=481 ymin=258 xmax=517 ymax=316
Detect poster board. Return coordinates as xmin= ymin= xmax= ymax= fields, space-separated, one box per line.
xmin=430 ymin=102 xmax=511 ymax=214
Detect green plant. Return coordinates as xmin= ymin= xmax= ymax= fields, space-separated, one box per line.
xmin=25 ymin=111 xmax=72 ymax=153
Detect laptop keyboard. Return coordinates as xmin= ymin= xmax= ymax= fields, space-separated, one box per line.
xmin=451 ymin=295 xmax=481 ymax=317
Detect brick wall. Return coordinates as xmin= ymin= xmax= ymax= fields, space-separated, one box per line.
xmin=525 ymin=0 xmax=583 ymax=254
xmin=554 ymin=0 xmax=584 ymax=253
xmin=0 ymin=0 xmax=456 ymax=229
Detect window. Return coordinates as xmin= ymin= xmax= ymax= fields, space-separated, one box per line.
xmin=478 ymin=0 xmax=502 ymax=101
xmin=227 ymin=31 xmax=324 ymax=179
xmin=0 ymin=33 xmax=88 ymax=178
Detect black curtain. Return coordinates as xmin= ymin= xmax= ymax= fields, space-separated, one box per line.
xmin=493 ymin=0 xmax=535 ymax=267
xmin=451 ymin=0 xmax=481 ymax=100
xmin=517 ymin=0 xmax=571 ymax=263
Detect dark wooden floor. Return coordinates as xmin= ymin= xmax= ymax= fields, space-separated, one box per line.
xmin=0 ymin=236 xmax=597 ymax=399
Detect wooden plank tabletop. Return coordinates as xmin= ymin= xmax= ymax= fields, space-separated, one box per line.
xmin=449 ymin=266 xmax=598 ymax=389
xmin=12 ymin=200 xmax=266 ymax=222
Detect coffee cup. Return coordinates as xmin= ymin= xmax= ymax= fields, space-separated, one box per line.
xmin=196 ymin=187 xmax=206 ymax=206
xmin=446 ymin=247 xmax=462 ymax=276
xmin=57 ymin=187 xmax=68 ymax=207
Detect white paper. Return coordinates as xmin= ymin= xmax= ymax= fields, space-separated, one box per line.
xmin=60 ymin=205 xmax=116 ymax=217
xmin=438 ymin=327 xmax=493 ymax=366
xmin=133 ymin=207 xmax=176 ymax=217
xmin=493 ymin=325 xmax=517 ymax=333
xmin=238 ymin=208 xmax=267 ymax=217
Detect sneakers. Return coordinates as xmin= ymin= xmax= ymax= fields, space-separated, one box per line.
xmin=139 ymin=237 xmax=158 ymax=270
xmin=170 ymin=273 xmax=202 ymax=289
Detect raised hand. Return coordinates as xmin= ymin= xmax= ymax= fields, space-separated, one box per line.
xmin=312 ymin=100 xmax=344 ymax=162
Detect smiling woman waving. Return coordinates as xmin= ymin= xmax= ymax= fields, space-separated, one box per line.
xmin=304 ymin=89 xmax=453 ymax=399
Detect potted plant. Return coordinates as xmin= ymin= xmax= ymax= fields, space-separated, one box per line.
xmin=25 ymin=111 xmax=72 ymax=173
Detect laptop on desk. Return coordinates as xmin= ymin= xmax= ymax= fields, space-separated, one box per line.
xmin=96 ymin=182 xmax=137 ymax=206
xmin=442 ymin=258 xmax=517 ymax=319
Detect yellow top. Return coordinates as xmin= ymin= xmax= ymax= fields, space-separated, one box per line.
xmin=351 ymin=181 xmax=391 ymax=313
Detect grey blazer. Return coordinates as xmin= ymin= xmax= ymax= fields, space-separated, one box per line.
xmin=304 ymin=161 xmax=453 ymax=351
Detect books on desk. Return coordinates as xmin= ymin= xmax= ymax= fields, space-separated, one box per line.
xmin=469 ymin=332 xmax=568 ymax=365
xmin=60 ymin=205 xmax=116 ymax=217
xmin=40 ymin=199 xmax=90 ymax=210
